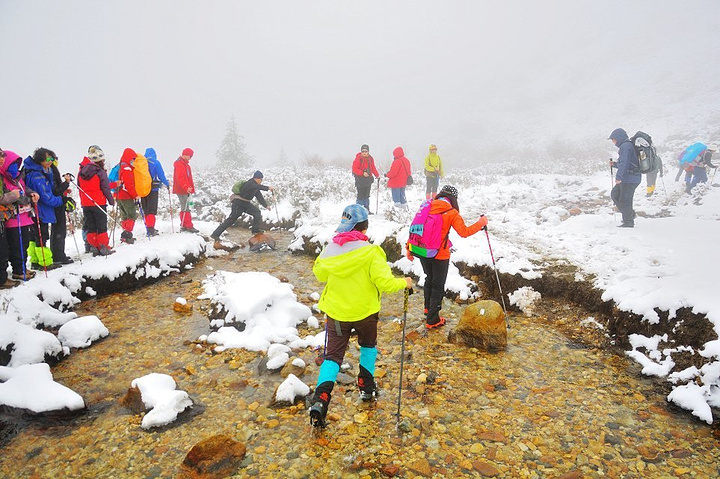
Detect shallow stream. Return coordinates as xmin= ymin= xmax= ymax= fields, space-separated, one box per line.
xmin=0 ymin=230 xmax=718 ymax=478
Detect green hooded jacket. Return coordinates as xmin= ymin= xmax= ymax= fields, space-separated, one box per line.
xmin=424 ymin=152 xmax=444 ymax=177
xmin=313 ymin=241 xmax=406 ymax=322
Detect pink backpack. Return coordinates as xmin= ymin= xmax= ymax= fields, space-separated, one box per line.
xmin=407 ymin=199 xmax=450 ymax=258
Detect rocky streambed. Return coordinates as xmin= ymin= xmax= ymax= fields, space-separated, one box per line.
xmin=0 ymin=228 xmax=719 ymax=478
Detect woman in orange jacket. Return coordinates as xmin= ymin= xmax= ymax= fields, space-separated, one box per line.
xmin=411 ymin=185 xmax=488 ymax=329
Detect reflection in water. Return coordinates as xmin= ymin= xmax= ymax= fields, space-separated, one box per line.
xmin=1 ymin=230 xmax=719 ymax=478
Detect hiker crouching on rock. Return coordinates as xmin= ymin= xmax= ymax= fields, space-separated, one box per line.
xmin=210 ymin=170 xmax=272 ymax=248
xmin=407 ymin=185 xmax=487 ymax=330
xmin=309 ymin=204 xmax=412 ymax=428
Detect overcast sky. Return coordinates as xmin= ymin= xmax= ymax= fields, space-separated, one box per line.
xmin=1 ymin=0 xmax=719 ymax=170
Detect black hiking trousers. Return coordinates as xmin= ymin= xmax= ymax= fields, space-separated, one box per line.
xmin=418 ymin=257 xmax=450 ymax=325
xmin=51 ymin=206 xmax=68 ymax=261
xmin=211 ymin=199 xmax=263 ymax=238
xmin=611 ymin=182 xmax=639 ymax=226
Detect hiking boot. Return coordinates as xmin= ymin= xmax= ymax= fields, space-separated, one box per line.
xmin=12 ymin=270 xmax=36 ymax=280
xmin=121 ymin=236 xmax=136 ymax=244
xmin=90 ymin=246 xmax=101 ymax=256
xmin=32 ymin=263 xmax=61 ymax=271
xmin=309 ymin=388 xmax=331 ymax=428
xmin=98 ymin=244 xmax=115 ymax=256
xmin=57 ymin=257 xmax=74 ymax=265
xmin=84 ymin=242 xmax=93 ymax=253
xmin=426 ymin=316 xmax=447 ymax=330
xmin=181 ymin=226 xmax=199 ymax=233
xmin=0 ymin=278 xmax=20 ymax=289
xmin=309 ymin=402 xmax=327 ymax=429
xmin=358 ymin=376 xmax=378 ymax=402
xmin=146 ymin=227 xmax=159 ymax=236
xmin=617 ymin=223 xmax=634 ymax=228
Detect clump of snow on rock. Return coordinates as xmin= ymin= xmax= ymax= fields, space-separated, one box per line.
xmin=57 ymin=316 xmax=109 ymax=349
xmin=131 ymin=373 xmax=192 ymax=430
xmin=274 ymin=374 xmax=310 ymax=404
xmin=508 ymin=286 xmax=541 ymax=317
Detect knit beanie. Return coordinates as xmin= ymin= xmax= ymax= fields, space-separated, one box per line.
xmin=88 ymin=145 xmax=105 ymax=162
xmin=253 ymin=170 xmax=264 ymax=179
xmin=361 ymin=144 xmax=369 ymax=152
xmin=182 ymin=148 xmax=194 ymax=157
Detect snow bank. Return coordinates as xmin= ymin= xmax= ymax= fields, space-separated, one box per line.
xmin=0 ymin=363 xmax=84 ymax=413
xmin=131 ymin=373 xmax=192 ymax=429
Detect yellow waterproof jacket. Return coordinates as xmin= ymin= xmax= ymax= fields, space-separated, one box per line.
xmin=424 ymin=153 xmax=444 ymax=177
xmin=313 ymin=241 xmax=407 ymax=322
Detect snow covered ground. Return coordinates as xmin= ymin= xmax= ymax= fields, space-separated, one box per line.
xmin=1 ymin=160 xmax=719 ymax=423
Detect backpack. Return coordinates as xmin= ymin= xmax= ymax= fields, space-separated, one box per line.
xmin=678 ymin=142 xmax=707 ymax=167
xmin=630 ymin=131 xmax=658 ymax=174
xmin=406 ymin=199 xmax=449 ymax=258
xmin=133 ymin=154 xmax=152 ymax=197
xmin=232 ymin=180 xmax=245 ymax=195
xmin=108 ymin=163 xmax=121 ymax=194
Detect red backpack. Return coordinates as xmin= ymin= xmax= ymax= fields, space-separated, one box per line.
xmin=406 ymin=199 xmax=450 ymax=258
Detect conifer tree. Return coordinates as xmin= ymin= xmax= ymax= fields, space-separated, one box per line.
xmin=215 ymin=115 xmax=253 ymax=168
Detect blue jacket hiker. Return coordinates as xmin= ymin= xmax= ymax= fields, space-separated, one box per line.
xmin=23 ymin=148 xmax=64 ymax=269
xmin=308 ymin=204 xmax=412 ymax=429
xmin=141 ymin=147 xmax=170 ymax=236
xmin=608 ymin=128 xmax=641 ymax=228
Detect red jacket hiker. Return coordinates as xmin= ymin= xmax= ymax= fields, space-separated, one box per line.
xmin=116 ymin=148 xmax=138 ymax=200
xmin=352 ymin=153 xmax=379 ymax=179
xmin=78 ymin=157 xmax=117 ymax=207
xmin=386 ymin=147 xmax=412 ymax=188
xmin=173 ymin=157 xmax=194 ymax=195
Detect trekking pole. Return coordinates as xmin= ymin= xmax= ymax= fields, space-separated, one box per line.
xmin=69 ymin=179 xmax=113 ymax=221
xmin=712 ymin=166 xmax=718 ymax=185
xmin=609 ymin=161 xmax=616 ymax=221
xmin=33 ymin=204 xmax=49 ymax=278
xmin=16 ymin=204 xmax=27 ymax=281
xmin=375 ymin=176 xmax=380 ymax=215
xmin=110 ymin=206 xmax=118 ymax=248
xmin=136 ymin=200 xmax=150 ymax=240
xmin=484 ymin=226 xmax=510 ymax=329
xmin=271 ymin=189 xmax=280 ymax=224
xmin=66 ymin=211 xmax=82 ymax=263
xmin=395 ymin=287 xmax=410 ymax=426
xmin=168 ymin=186 xmax=175 ymax=233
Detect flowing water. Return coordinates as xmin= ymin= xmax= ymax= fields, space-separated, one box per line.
xmin=0 ymin=229 xmax=719 ymax=478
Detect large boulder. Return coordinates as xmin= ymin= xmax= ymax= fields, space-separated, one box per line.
xmin=180 ymin=434 xmax=246 ymax=479
xmin=449 ymin=300 xmax=507 ymax=351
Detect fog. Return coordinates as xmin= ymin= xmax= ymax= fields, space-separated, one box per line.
xmin=1 ymin=0 xmax=719 ymax=170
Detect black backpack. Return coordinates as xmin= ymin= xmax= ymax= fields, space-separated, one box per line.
xmin=630 ymin=131 xmax=658 ymax=174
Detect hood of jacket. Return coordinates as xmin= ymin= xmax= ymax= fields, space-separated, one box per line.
xmin=0 ymin=150 xmax=22 ymax=176
xmin=393 ymin=147 xmax=405 ymax=159
xmin=609 ymin=128 xmax=629 ymax=146
xmin=23 ymin=155 xmax=47 ymax=174
xmin=120 ymin=148 xmax=137 ymax=165
xmin=315 ymin=242 xmax=376 ymax=279
xmin=79 ymin=157 xmax=105 ymax=180
xmin=429 ymin=197 xmax=455 ymax=215
xmin=144 ymin=147 xmax=157 ymax=163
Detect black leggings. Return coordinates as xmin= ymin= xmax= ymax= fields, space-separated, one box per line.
xmin=419 ymin=257 xmax=450 ymax=324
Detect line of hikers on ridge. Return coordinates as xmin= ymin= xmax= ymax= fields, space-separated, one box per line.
xmin=0 ymin=144 xmax=210 ymax=287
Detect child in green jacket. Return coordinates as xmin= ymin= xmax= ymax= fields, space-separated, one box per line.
xmin=309 ymin=204 xmax=412 ymax=428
